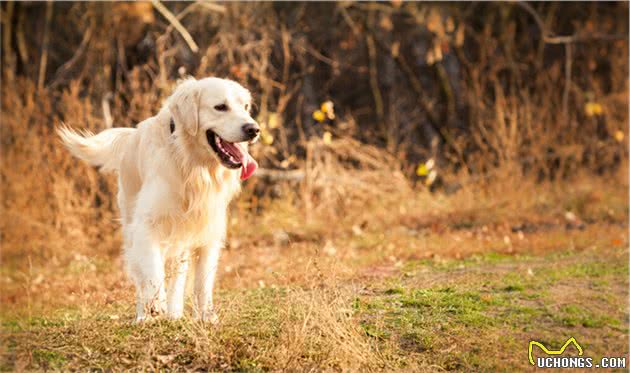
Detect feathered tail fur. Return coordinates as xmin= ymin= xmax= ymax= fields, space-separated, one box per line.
xmin=57 ymin=126 xmax=136 ymax=172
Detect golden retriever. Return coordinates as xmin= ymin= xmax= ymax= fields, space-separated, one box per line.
xmin=57 ymin=77 xmax=259 ymax=323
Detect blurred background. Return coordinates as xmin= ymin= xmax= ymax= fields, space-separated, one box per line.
xmin=1 ymin=2 xmax=629 ymax=370
xmin=3 ymin=1 xmax=627 ymax=241
xmin=2 ymin=0 xmax=629 ymax=286
xmin=3 ymin=0 xmax=629 ymax=293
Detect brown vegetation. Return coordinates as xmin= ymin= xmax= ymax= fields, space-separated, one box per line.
xmin=1 ymin=2 xmax=628 ymax=371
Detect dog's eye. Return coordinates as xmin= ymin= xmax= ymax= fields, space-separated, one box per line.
xmin=244 ymin=104 xmax=249 ymax=111
xmin=214 ymin=104 xmax=229 ymax=112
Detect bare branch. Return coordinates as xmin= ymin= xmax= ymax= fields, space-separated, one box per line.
xmin=16 ymin=6 xmax=28 ymax=66
xmin=50 ymin=21 xmax=94 ymax=88
xmin=562 ymin=43 xmax=572 ymax=121
xmin=102 ymin=92 xmax=114 ymax=129
xmin=151 ymin=0 xmax=199 ymax=53
xmin=256 ymin=168 xmax=305 ymax=182
xmin=366 ymin=34 xmax=385 ymax=130
xmin=37 ymin=1 xmax=53 ymax=90
xmin=516 ymin=1 xmax=627 ymax=44
xmin=197 ymin=2 xmax=226 ymax=14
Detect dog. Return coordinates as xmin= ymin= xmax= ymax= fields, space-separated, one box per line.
xmin=57 ymin=77 xmax=259 ymax=323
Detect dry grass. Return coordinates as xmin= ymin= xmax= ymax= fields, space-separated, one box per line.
xmin=2 ymin=144 xmax=627 ymax=370
xmin=1 ymin=76 xmax=628 ymax=370
xmin=2 ymin=221 xmax=627 ymax=371
xmin=1 ymin=78 xmax=628 ymax=371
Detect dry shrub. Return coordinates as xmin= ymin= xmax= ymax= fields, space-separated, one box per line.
xmin=4 ymin=2 xmax=627 ymax=175
xmin=185 ymin=287 xmax=384 ymax=371
xmin=457 ymin=40 xmax=629 ymax=180
xmin=227 ymin=134 xmax=420 ymax=249
xmin=7 ymin=284 xmax=385 ymax=371
xmin=305 ymin=138 xmax=411 ymax=214
xmin=1 ymin=78 xmax=120 ymax=268
xmin=269 ymin=289 xmax=378 ymax=370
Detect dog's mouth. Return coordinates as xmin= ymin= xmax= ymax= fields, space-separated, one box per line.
xmin=206 ymin=130 xmax=258 ymax=180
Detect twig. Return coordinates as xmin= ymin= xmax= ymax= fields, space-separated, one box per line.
xmin=294 ymin=40 xmax=365 ymax=72
xmin=197 ymin=2 xmax=226 ymax=14
xmin=163 ymin=2 xmax=225 ymax=37
xmin=2 ymin=2 xmax=15 ymax=76
xmin=37 ymin=1 xmax=53 ymax=90
xmin=255 ymin=168 xmax=305 ymax=182
xmin=102 ymin=92 xmax=114 ymax=128
xmin=151 ymin=0 xmax=199 ymax=53
xmin=166 ymin=2 xmax=199 ymax=33
xmin=50 ymin=21 xmax=94 ymax=88
xmin=433 ymin=62 xmax=470 ymax=171
xmin=435 ymin=63 xmax=456 ymax=123
xmin=368 ymin=32 xmax=468 ymax=168
xmin=16 ymin=6 xmax=28 ymax=66
xmin=115 ymin=36 xmax=127 ymax=86
xmin=562 ymin=43 xmax=572 ymax=122
xmin=281 ymin=25 xmax=291 ymax=91
xmin=338 ymin=5 xmax=361 ymax=37
xmin=515 ymin=1 xmax=623 ymax=127
xmin=366 ymin=34 xmax=385 ymax=133
xmin=516 ymin=1 xmax=627 ymax=44
xmin=297 ymin=43 xmax=339 ymax=69
xmin=392 ymin=52 xmax=439 ymax=127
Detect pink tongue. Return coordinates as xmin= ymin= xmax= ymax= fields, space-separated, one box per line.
xmin=240 ymin=155 xmax=258 ymax=180
xmin=221 ymin=140 xmax=258 ymax=180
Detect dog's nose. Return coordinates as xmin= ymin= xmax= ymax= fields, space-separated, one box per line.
xmin=242 ymin=123 xmax=260 ymax=139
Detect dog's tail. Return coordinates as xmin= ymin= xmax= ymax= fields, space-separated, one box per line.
xmin=57 ymin=125 xmax=136 ymax=172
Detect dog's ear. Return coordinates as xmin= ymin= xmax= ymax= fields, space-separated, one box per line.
xmin=168 ymin=82 xmax=200 ymax=136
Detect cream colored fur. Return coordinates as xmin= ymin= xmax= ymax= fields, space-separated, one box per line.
xmin=57 ymin=77 xmax=257 ymax=322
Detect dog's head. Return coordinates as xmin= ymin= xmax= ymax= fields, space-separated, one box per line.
xmin=168 ymin=77 xmax=259 ymax=180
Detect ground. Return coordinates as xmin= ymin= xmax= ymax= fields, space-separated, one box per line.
xmin=1 ymin=178 xmax=628 ymax=371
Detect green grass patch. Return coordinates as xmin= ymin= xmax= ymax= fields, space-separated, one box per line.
xmin=399 ymin=287 xmax=495 ymax=326
xmin=403 ymin=251 xmax=534 ymax=273
xmin=555 ymin=305 xmax=621 ymax=328
xmin=555 ymin=261 xmax=628 ymax=278
xmin=32 ymin=349 xmax=66 ymax=369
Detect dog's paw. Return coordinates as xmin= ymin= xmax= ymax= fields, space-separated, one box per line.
xmin=134 ymin=315 xmax=152 ymax=324
xmin=134 ymin=305 xmax=165 ymax=324
xmin=150 ymin=306 xmax=165 ymax=317
xmin=166 ymin=311 xmax=184 ymax=320
xmin=201 ymin=310 xmax=219 ymax=325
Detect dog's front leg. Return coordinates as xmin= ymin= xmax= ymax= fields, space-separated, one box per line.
xmin=166 ymin=254 xmax=189 ymax=320
xmin=125 ymin=225 xmax=167 ymax=323
xmin=193 ymin=244 xmax=221 ymax=324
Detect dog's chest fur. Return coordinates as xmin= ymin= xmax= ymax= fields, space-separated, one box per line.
xmin=149 ymin=165 xmax=241 ymax=249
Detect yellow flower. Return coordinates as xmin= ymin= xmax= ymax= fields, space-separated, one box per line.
xmin=614 ymin=130 xmax=624 ymax=143
xmin=584 ymin=102 xmax=603 ymax=117
xmin=323 ymin=131 xmax=332 ymax=145
xmin=416 ymin=163 xmax=428 ymax=176
xmin=267 ymin=112 xmax=280 ymax=129
xmin=313 ymin=110 xmax=326 ymax=123
xmin=261 ymin=130 xmax=274 ymax=145
xmin=321 ymin=101 xmax=335 ymax=120
xmin=416 ymin=158 xmax=435 ymax=176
